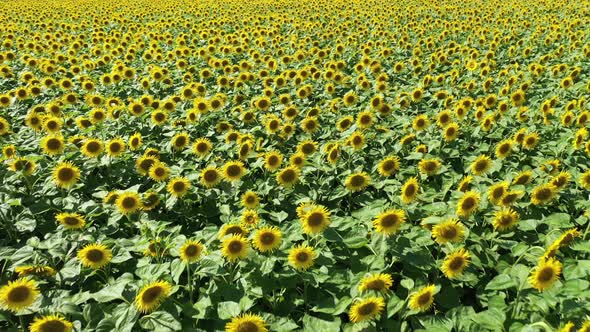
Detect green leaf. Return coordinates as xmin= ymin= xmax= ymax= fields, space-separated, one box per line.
xmin=217 ymin=301 xmax=240 ymax=319
xmin=302 ymin=314 xmax=341 ymax=331
xmin=139 ymin=311 xmax=182 ymax=332
xmin=92 ymin=282 xmax=127 ymax=303
xmin=485 ymin=274 xmax=516 ymax=290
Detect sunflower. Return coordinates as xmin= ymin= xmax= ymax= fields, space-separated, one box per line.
xmin=179 ymin=240 xmax=205 ymax=263
xmin=418 ymin=159 xmax=442 ymax=176
xmin=81 ymin=138 xmax=104 ymax=158
xmin=2 ymin=144 xmax=16 ymax=158
xmin=288 ymin=245 xmax=316 ymax=271
xmin=457 ymin=176 xmax=472 ymax=192
xmin=52 ymin=162 xmax=81 ymax=188
xmin=412 ymin=114 xmax=429 ymax=131
xmin=115 ymin=191 xmax=142 ymax=214
xmin=401 ymin=177 xmax=419 ymax=204
xmin=470 ymin=155 xmax=492 ymax=176
xmin=77 ymin=243 xmax=113 ymax=269
xmin=106 ymin=138 xmax=126 ymax=157
xmin=134 ymin=281 xmax=172 ymax=313
xmin=135 ymin=155 xmax=157 ymax=176
xmin=241 ymin=191 xmax=260 ymax=209
xmin=345 ymin=172 xmax=371 ymax=192
xmin=495 ymin=140 xmax=514 ymax=159
xmin=129 ymin=132 xmax=143 ymax=150
xmin=373 ymin=209 xmax=406 ymax=235
xmin=432 ymin=219 xmax=465 ymax=244
xmin=10 ymin=158 xmax=37 ymax=176
xmin=487 ymin=182 xmax=508 ymax=205
xmin=149 ymin=162 xmax=170 ymax=182
xmin=530 ymin=183 xmax=557 ymax=205
xmin=28 ymin=314 xmax=70 ymax=331
xmin=513 ymin=170 xmax=533 ymax=185
xmin=166 ymin=177 xmax=191 ymax=198
xmin=558 ymin=322 xmax=576 ymax=332
xmin=297 ymin=140 xmax=318 ymax=156
xmin=358 ymin=273 xmax=393 ymax=293
xmin=348 ymin=296 xmax=385 ymax=323
xmin=144 ymin=239 xmax=168 ymax=257
xmin=337 ymin=116 xmax=354 ymax=132
xmin=225 ymin=313 xmax=268 ymax=332
xmin=142 ymin=191 xmax=160 ymax=211
xmin=356 ymin=110 xmax=374 ymax=129
xmin=441 ymin=248 xmax=470 ymax=279
xmin=276 ymin=166 xmax=300 ymax=188
xmin=456 ymin=191 xmax=480 ymax=218
xmin=15 ymin=266 xmax=56 ymax=278
xmin=192 ymin=138 xmax=212 ymax=157
xmin=221 ymin=235 xmax=250 ymax=262
xmin=300 ymin=205 xmax=331 ymax=234
xmin=252 ymin=226 xmax=282 ymax=253
xmin=550 ymin=171 xmax=571 ymax=190
xmin=264 ymin=151 xmax=283 ymax=171
xmin=200 ymin=167 xmax=222 ymax=188
xmin=326 ymin=145 xmax=340 ymax=165
xmin=529 ymin=258 xmax=562 ymax=291
xmin=522 ymin=133 xmax=540 ymax=150
xmin=240 ymin=209 xmax=259 ymax=228
xmin=40 ymin=135 xmax=65 ymax=155
xmin=56 ymin=212 xmax=85 ymax=230
xmin=222 ymin=161 xmax=246 ymax=182
xmin=0 ymin=278 xmax=39 ymax=312
xmin=443 ymin=123 xmax=459 ymax=141
xmin=579 ymin=170 xmax=590 ymax=189
xmin=348 ymin=131 xmax=365 ymax=150
xmin=377 ymin=156 xmax=400 ymax=177
xmin=408 ymin=285 xmax=436 ymax=312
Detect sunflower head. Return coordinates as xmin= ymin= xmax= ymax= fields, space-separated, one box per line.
xmin=345 ymin=172 xmax=371 ymax=192
xmin=225 ymin=313 xmax=268 ymax=332
xmin=29 ymin=314 xmax=73 ymax=332
xmin=222 ymin=161 xmax=246 ymax=181
xmin=349 ymin=296 xmax=385 ymax=323
xmin=115 ymin=191 xmax=142 ymax=214
xmin=200 ymin=167 xmax=222 ymax=188
xmin=276 ymin=166 xmax=300 ymax=188
xmin=179 ymin=240 xmax=204 ymax=263
xmin=0 ymin=278 xmax=39 ymax=312
xmin=56 ymin=212 xmax=86 ymax=230
xmin=288 ymin=244 xmax=316 ymax=271
xmin=373 ymin=209 xmax=406 ymax=236
xmin=401 ymin=177 xmax=419 ymax=204
xmin=221 ymin=234 xmax=250 ymax=262
xmin=529 ymin=258 xmax=562 ymax=291
xmin=358 ymin=273 xmax=393 ymax=293
xmin=252 ymin=226 xmax=282 ymax=253
xmin=52 ymin=161 xmax=81 ymax=188
xmin=300 ymin=205 xmax=331 ymax=234
xmin=134 ymin=281 xmax=172 ymax=313
xmin=241 ymin=191 xmax=260 ymax=209
xmin=77 ymin=243 xmax=112 ymax=269
xmin=408 ymin=284 xmax=436 ymax=312
xmin=470 ymin=155 xmax=492 ymax=176
xmin=441 ymin=248 xmax=470 ymax=279
xmin=166 ymin=177 xmax=191 ymax=198
xmin=432 ymin=219 xmax=465 ymax=244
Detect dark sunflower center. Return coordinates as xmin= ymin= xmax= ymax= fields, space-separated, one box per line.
xmin=360 ymin=115 xmax=371 ymax=125
xmin=173 ymin=182 xmax=186 ymax=192
xmin=537 ymin=267 xmax=554 ymax=282
xmin=492 ymin=187 xmax=504 ymax=199
xmin=475 ymin=161 xmax=488 ymax=172
xmin=174 ymin=137 xmax=186 ymax=146
xmin=184 ymin=245 xmax=199 ymax=257
xmin=204 ymin=170 xmax=218 ymax=182
xmin=109 ymin=143 xmax=121 ymax=153
xmin=226 ymin=226 xmax=243 ymax=235
xmin=340 ymin=119 xmax=351 ymax=128
xmin=350 ymin=175 xmax=365 ymax=187
xmin=404 ymin=184 xmax=416 ymax=196
xmin=196 ymin=143 xmax=208 ymax=153
xmin=141 ymin=286 xmax=163 ymax=303
xmin=57 ymin=168 xmax=74 ymax=181
xmin=525 ymin=137 xmax=536 ymax=145
xmin=237 ymin=321 xmax=258 ymax=332
xmin=358 ymin=302 xmax=377 ymax=315
xmin=535 ymin=188 xmax=552 ymax=200
xmin=154 ymin=167 xmax=166 ymax=177
xmin=302 ymin=144 xmax=314 ymax=154
xmin=448 ymin=257 xmax=464 ymax=270
xmin=228 ymin=241 xmax=243 ymax=253
xmin=500 ymin=215 xmax=513 ymax=225
xmin=296 ymin=252 xmax=309 ymax=263
xmin=352 ymin=136 xmax=362 ymax=145
xmin=155 ymin=113 xmax=165 ymax=122
xmin=260 ymin=233 xmax=275 ymax=245
xmin=47 ymin=138 xmax=62 ymax=150
xmin=280 ymin=169 xmax=296 ymax=182
xmin=86 ymin=249 xmax=104 ymax=262
xmin=366 ymin=280 xmax=385 ymax=290
xmin=446 ymin=127 xmax=455 ymax=135
xmin=416 ymin=119 xmax=425 ymax=127
xmin=382 ymin=161 xmax=395 ymax=172
xmin=64 ymin=217 xmax=79 ymax=225
xmin=462 ymin=197 xmax=476 ymax=210
xmin=7 ymin=286 xmax=30 ymax=303
xmin=122 ymin=197 xmax=137 ymax=209
xmin=140 ymin=160 xmax=155 ymax=171
xmin=417 ymin=292 xmax=431 ymax=306
xmin=381 ymin=214 xmax=398 ymax=228
xmin=86 ymin=141 xmax=100 ymax=153
xmin=38 ymin=320 xmax=66 ymax=332
xmin=307 ymin=212 xmax=324 ymax=227
xmin=423 ymin=161 xmax=437 ymax=172
xmin=442 ymin=227 xmax=457 ymax=239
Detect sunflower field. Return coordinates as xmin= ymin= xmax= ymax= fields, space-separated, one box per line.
xmin=1 ymin=0 xmax=590 ymax=331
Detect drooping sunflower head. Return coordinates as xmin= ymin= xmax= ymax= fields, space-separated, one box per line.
xmin=408 ymin=284 xmax=436 ymax=312
xmin=288 ymin=244 xmax=316 ymax=271
xmin=432 ymin=219 xmax=465 ymax=244
xmin=358 ymin=273 xmax=393 ymax=293
xmin=529 ymin=258 xmax=562 ymax=292
xmin=0 ymin=278 xmax=39 ymax=312
xmin=221 ymin=234 xmax=250 ymax=262
xmin=52 ymin=161 xmax=81 ymax=189
xmin=441 ymin=248 xmax=470 ymax=279
xmin=141 ymin=191 xmax=160 ymax=211
xmin=179 ymin=240 xmax=204 ymax=263
xmin=10 ymin=157 xmax=37 ymax=176
xmin=77 ymin=243 xmax=112 ymax=269
xmin=373 ymin=202 xmax=407 ymax=233
xmin=550 ymin=171 xmax=571 ymax=190
xmin=29 ymin=314 xmax=73 ymax=332
xmin=252 ymin=226 xmax=282 ymax=253
xmin=134 ymin=281 xmax=172 ymax=313
xmin=115 ymin=191 xmax=142 ymax=215
xmin=15 ymin=266 xmax=56 ymax=278
xmin=487 ymin=182 xmax=509 ymax=205
xmin=348 ymin=296 xmax=385 ymax=323
xmin=225 ymin=313 xmax=268 ymax=332
xmin=345 ymin=172 xmax=371 ymax=192
xmin=56 ymin=212 xmax=86 ymax=230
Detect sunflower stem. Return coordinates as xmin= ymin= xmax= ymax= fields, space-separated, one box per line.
xmin=186 ymin=263 xmax=193 ymax=304
xmin=18 ymin=315 xmax=25 ymax=332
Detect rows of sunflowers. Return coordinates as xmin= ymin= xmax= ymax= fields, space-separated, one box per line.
xmin=1 ymin=0 xmax=590 ymax=330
